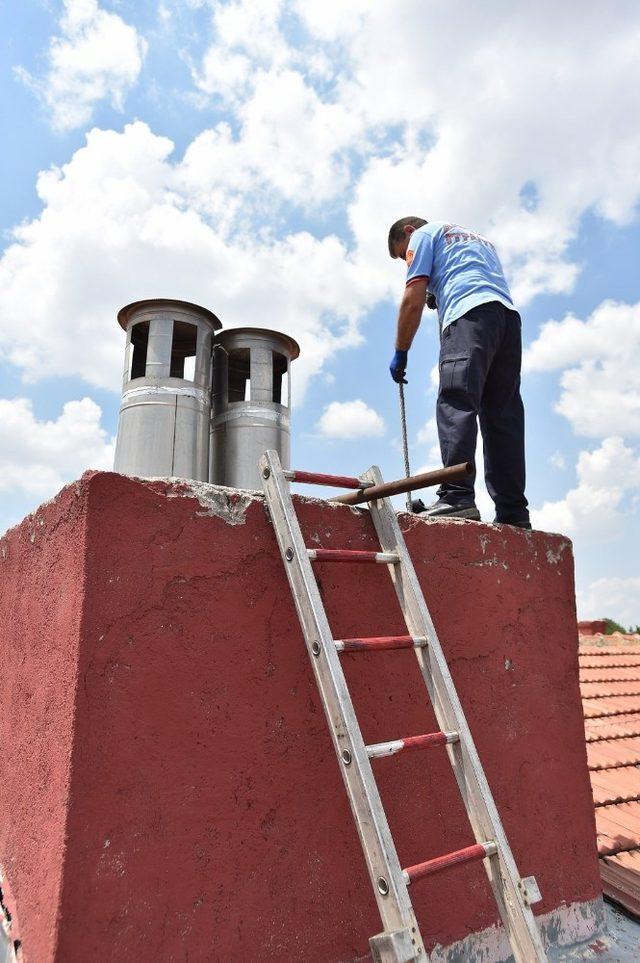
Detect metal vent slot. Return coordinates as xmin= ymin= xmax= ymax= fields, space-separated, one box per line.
xmin=170 ymin=321 xmax=198 ymax=380
xmin=129 ymin=321 xmax=149 ymax=380
xmin=272 ymin=351 xmax=288 ymax=405
xmin=227 ymin=348 xmax=251 ymax=402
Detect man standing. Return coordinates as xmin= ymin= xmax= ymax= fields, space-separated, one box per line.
xmin=388 ymin=216 xmax=531 ymax=529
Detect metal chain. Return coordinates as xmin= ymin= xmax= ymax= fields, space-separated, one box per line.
xmin=398 ymin=383 xmax=412 ymax=512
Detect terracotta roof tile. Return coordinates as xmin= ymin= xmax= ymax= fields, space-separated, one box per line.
xmin=581 ymin=681 xmax=640 ymax=699
xmin=580 ymin=656 xmax=640 ymax=669
xmin=581 ymin=696 xmax=640 ymax=719
xmin=600 ymin=851 xmax=640 ymax=916
xmin=580 ymin=641 xmax=640 ymax=913
xmin=581 ymin=668 xmax=640 ymax=683
xmin=596 ymin=801 xmax=640 ymax=855
xmin=579 ymin=646 xmax=640 ymax=656
xmin=585 ymin=713 xmax=640 ymax=742
xmin=587 ymin=739 xmax=640 ymax=770
xmin=591 ymin=767 xmax=640 ymax=807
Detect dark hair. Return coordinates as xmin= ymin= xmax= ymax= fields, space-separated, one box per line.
xmin=388 ymin=216 xmax=428 ymax=257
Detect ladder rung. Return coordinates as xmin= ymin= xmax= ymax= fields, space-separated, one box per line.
xmin=284 ymin=469 xmax=373 ymax=490
xmin=366 ymin=731 xmax=460 ymax=759
xmin=335 ymin=635 xmax=426 ymax=653
xmin=307 ymin=549 xmax=399 ymax=564
xmin=403 ymin=842 xmax=498 ymax=884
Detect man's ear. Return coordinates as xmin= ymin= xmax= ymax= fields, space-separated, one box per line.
xmin=403 ymin=225 xmax=415 ymax=238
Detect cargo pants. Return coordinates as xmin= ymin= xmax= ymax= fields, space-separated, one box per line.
xmin=435 ymin=300 xmax=530 ymax=525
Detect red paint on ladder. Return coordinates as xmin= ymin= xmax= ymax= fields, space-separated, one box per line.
xmin=338 ymin=635 xmax=416 ymax=652
xmin=288 ymin=470 xmax=365 ymax=489
xmin=404 ymin=844 xmax=492 ymax=883
xmin=401 ymin=732 xmax=449 ymax=752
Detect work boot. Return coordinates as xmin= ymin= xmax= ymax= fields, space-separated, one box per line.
xmin=412 ymin=498 xmax=481 ymax=521
xmin=493 ymin=517 xmax=532 ymax=530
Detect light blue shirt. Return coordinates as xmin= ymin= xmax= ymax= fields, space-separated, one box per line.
xmin=405 ymin=222 xmax=514 ymax=330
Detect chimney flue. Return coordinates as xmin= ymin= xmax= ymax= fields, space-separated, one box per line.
xmin=113 ymin=302 xmax=300 ymax=490
xmin=113 ymin=299 xmax=222 ymax=480
xmin=210 ymin=328 xmax=300 ymax=491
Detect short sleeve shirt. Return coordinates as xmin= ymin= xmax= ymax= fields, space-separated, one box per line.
xmin=405 ymin=222 xmax=514 ymax=329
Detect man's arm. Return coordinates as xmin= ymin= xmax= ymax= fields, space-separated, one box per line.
xmin=395 ymin=277 xmax=428 ymax=349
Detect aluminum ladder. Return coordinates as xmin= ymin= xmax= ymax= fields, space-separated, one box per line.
xmin=260 ymin=450 xmax=547 ymax=963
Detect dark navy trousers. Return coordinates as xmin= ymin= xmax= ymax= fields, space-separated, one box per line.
xmin=436 ymin=300 xmax=529 ymax=524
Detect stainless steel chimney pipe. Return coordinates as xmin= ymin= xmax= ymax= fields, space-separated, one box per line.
xmin=210 ymin=328 xmax=300 ymax=490
xmin=114 ymin=299 xmax=222 ymax=480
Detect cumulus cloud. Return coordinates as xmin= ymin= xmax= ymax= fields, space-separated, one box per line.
xmin=292 ymin=0 xmax=369 ymax=40
xmin=316 ymin=399 xmax=385 ymax=439
xmin=524 ymin=299 xmax=640 ymax=438
xmin=192 ymin=0 xmax=290 ymax=101
xmin=416 ymin=416 xmax=438 ymax=447
xmin=0 ymin=122 xmax=380 ymax=397
xmin=188 ymin=1 xmax=640 ymax=305
xmin=6 ymin=3 xmax=640 ymax=404
xmin=336 ymin=2 xmax=640 ymax=305
xmin=578 ymin=576 xmax=640 ymax=628
xmin=0 ymin=397 xmax=114 ymax=499
xmin=182 ymin=68 xmax=361 ymax=210
xmin=414 ymin=416 xmax=441 ymax=469
xmin=17 ymin=0 xmax=147 ymax=131
xmin=531 ymin=437 xmax=640 ymax=538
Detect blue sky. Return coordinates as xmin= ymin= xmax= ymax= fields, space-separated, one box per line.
xmin=1 ymin=0 xmax=639 ymax=624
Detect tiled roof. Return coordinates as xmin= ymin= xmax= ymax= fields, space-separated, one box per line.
xmin=579 ymin=635 xmax=640 ymax=916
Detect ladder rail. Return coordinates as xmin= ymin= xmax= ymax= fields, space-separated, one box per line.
xmin=260 ymin=451 xmax=426 ymax=959
xmin=363 ymin=464 xmax=547 ymax=963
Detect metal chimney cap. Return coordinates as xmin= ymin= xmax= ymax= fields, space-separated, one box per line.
xmin=117 ymin=299 xmax=223 ymax=331
xmin=215 ymin=327 xmax=300 ymax=360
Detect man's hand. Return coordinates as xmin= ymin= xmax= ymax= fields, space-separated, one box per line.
xmin=389 ymin=349 xmax=408 ymax=384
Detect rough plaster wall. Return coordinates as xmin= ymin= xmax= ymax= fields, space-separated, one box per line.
xmin=0 ymin=472 xmax=602 ymax=961
xmin=0 ymin=482 xmax=89 ymax=961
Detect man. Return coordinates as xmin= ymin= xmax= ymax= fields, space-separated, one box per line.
xmin=388 ymin=216 xmax=530 ymax=529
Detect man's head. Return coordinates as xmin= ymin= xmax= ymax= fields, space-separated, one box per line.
xmin=388 ymin=216 xmax=428 ymax=260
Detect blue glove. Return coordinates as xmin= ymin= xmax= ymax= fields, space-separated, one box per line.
xmin=389 ymin=349 xmax=408 ymax=384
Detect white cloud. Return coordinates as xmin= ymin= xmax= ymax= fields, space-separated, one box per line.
xmin=183 ymin=68 xmax=361 ymax=208
xmin=191 ymin=0 xmax=290 ymax=101
xmin=578 ymin=576 xmax=640 ymax=628
xmin=342 ymin=3 xmax=640 ymax=305
xmin=17 ymin=0 xmax=147 ymax=131
xmin=316 ymin=399 xmax=385 ymax=439
xmin=531 ymin=437 xmax=640 ymax=538
xmin=185 ymin=1 xmax=640 ymax=306
xmin=293 ymin=0 xmax=369 ymax=40
xmin=0 ymin=122 xmax=381 ymax=398
xmin=414 ymin=415 xmax=441 ymax=470
xmin=0 ymin=397 xmax=114 ymax=499
xmin=193 ymin=48 xmax=252 ymax=102
xmin=416 ymin=416 xmax=437 ymax=446
xmin=549 ymin=452 xmax=566 ymax=470
xmin=524 ymin=299 xmax=640 ymax=438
